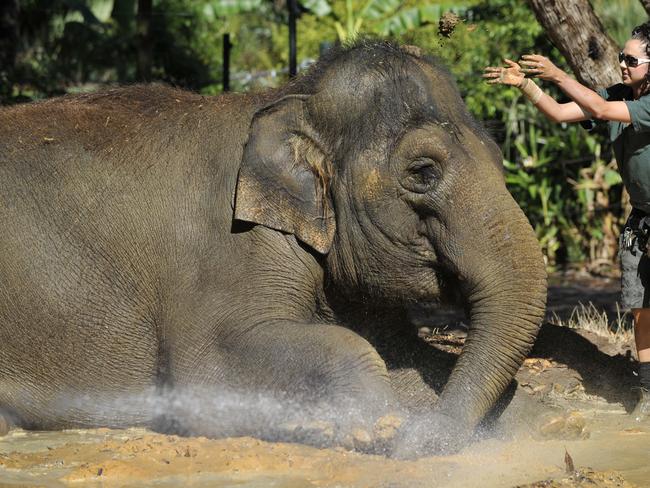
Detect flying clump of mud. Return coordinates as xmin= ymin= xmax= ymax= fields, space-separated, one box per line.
xmin=438 ymin=12 xmax=462 ymax=38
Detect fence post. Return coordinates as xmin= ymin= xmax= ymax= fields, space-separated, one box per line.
xmin=136 ymin=0 xmax=153 ymax=82
xmin=223 ymin=33 xmax=231 ymax=92
xmin=288 ymin=0 xmax=297 ymax=78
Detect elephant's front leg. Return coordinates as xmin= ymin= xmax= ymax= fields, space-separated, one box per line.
xmin=170 ymin=321 xmax=400 ymax=450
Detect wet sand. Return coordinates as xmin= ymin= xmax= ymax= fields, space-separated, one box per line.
xmin=0 ymin=415 xmax=647 ymax=487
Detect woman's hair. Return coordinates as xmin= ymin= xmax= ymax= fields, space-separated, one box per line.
xmin=632 ymin=22 xmax=650 ymax=94
xmin=632 ymin=21 xmax=650 ymax=56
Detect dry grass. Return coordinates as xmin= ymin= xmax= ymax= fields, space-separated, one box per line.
xmin=549 ymin=302 xmax=634 ymax=344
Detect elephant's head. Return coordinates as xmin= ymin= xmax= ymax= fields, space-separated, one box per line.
xmin=234 ymin=41 xmax=547 ymax=452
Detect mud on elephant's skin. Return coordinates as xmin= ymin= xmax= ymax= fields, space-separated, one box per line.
xmin=0 ymin=40 xmax=546 ymax=456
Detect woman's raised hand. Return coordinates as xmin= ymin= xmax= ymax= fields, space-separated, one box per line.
xmin=483 ymin=59 xmax=525 ymax=86
xmin=520 ymin=54 xmax=563 ymax=81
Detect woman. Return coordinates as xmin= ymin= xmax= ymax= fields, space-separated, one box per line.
xmin=484 ymin=22 xmax=650 ymax=421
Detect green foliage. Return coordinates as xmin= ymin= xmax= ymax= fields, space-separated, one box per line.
xmin=302 ymin=0 xmax=332 ymax=17
xmin=402 ymin=0 xmax=550 ymax=119
xmin=592 ymin=0 xmax=648 ymax=45
xmin=299 ymin=0 xmax=466 ymax=42
xmin=4 ymin=0 xmax=287 ymax=99
xmin=205 ymin=0 xmax=263 ymax=17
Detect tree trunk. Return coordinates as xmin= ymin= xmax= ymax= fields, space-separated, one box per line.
xmin=112 ymin=0 xmax=136 ymax=82
xmin=136 ymin=0 xmax=153 ymax=82
xmin=0 ymin=0 xmax=19 ymax=97
xmin=639 ymin=0 xmax=650 ymax=17
xmin=526 ymin=0 xmax=620 ymax=90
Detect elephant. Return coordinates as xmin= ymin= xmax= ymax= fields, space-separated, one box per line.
xmin=0 ymin=40 xmax=546 ymax=456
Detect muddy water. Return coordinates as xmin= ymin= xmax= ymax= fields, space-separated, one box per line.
xmin=0 ymin=411 xmax=648 ymax=487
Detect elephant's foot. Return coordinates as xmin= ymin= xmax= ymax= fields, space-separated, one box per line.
xmin=275 ymin=413 xmax=405 ymax=454
xmin=341 ymin=413 xmax=404 ymax=454
xmin=391 ymin=411 xmax=472 ymax=459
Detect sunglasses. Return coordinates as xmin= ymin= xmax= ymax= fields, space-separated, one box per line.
xmin=619 ymin=51 xmax=650 ymax=67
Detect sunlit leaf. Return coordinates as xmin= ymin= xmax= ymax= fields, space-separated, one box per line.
xmin=61 ymin=0 xmax=102 ymax=24
xmin=419 ymin=5 xmax=442 ymax=23
xmin=420 ymin=2 xmax=469 ymax=23
xmin=603 ymin=169 xmax=622 ymax=186
xmin=378 ymin=8 xmax=420 ymax=36
xmin=211 ymin=0 xmax=263 ymax=16
xmin=361 ymin=0 xmax=402 ymax=20
xmin=302 ymin=0 xmax=332 ymax=17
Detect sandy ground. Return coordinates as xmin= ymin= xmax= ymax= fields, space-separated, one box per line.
xmin=0 ymin=272 xmax=647 ymax=488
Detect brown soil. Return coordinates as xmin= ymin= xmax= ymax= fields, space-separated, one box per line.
xmin=0 ymin=271 xmax=646 ymax=488
xmin=516 ymin=469 xmax=637 ymax=488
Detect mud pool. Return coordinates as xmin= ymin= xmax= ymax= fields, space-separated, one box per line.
xmin=1 ymin=274 xmax=648 ymax=487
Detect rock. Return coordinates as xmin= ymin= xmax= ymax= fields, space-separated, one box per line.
xmin=373 ymin=414 xmax=403 ymax=443
xmin=533 ymin=384 xmax=551 ymax=394
xmin=565 ymin=383 xmax=584 ymax=396
xmin=565 ymin=412 xmax=589 ymax=439
xmin=538 ymin=414 xmax=566 ymax=436
xmin=345 ymin=428 xmax=372 ymax=452
xmin=524 ymin=358 xmax=556 ymax=374
xmin=537 ymin=411 xmax=589 ymax=439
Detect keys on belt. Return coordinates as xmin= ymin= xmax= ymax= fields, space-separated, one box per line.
xmin=623 ymin=226 xmax=636 ymax=251
xmin=623 ymin=214 xmax=650 ymax=253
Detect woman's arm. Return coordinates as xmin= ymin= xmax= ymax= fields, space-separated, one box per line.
xmin=483 ymin=59 xmax=590 ymax=123
xmin=533 ymin=90 xmax=592 ymax=123
xmin=520 ymin=54 xmax=631 ymax=123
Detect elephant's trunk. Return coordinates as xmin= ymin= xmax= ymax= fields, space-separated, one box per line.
xmin=431 ymin=188 xmax=547 ymax=427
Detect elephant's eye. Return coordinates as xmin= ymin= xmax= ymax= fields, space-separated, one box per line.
xmin=403 ymin=158 xmax=439 ymax=193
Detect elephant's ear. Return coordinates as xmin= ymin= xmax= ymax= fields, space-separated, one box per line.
xmin=234 ymin=95 xmax=336 ymax=254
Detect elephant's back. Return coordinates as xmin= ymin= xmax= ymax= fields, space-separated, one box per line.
xmin=0 ymin=84 xmax=255 ymax=177
xmin=0 ymin=84 xmax=254 ymax=274
xmin=0 ymin=83 xmax=259 ymax=312
xmin=0 ymin=84 xmax=256 ymax=242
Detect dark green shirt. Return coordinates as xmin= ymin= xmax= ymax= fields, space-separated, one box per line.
xmin=597 ymin=84 xmax=650 ymax=212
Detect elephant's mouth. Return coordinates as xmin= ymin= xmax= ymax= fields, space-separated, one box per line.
xmin=409 ymin=234 xmax=437 ymax=262
xmin=410 ymin=233 xmax=467 ymax=306
xmin=431 ymin=267 xmax=464 ymax=307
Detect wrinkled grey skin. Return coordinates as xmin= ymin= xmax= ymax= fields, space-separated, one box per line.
xmin=0 ymin=41 xmax=546 ymax=456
